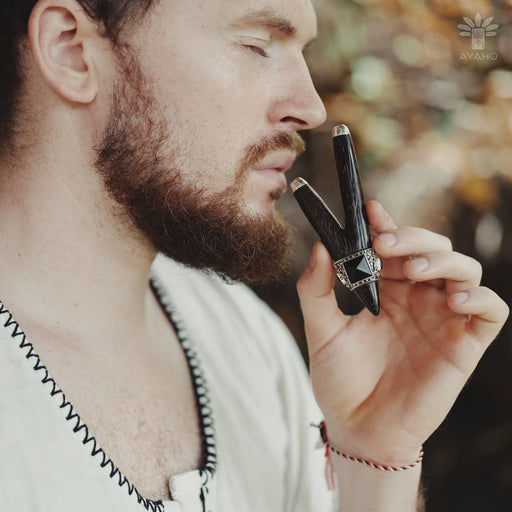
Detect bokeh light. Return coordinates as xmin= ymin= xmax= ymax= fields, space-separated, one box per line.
xmin=253 ymin=1 xmax=512 ymax=509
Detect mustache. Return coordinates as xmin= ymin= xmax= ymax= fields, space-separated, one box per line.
xmin=238 ymin=132 xmax=306 ymax=176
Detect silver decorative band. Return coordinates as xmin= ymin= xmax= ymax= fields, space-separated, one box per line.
xmin=334 ymin=248 xmax=382 ymax=291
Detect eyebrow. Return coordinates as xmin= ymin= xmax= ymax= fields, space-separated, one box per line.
xmin=230 ymin=7 xmax=311 ymax=40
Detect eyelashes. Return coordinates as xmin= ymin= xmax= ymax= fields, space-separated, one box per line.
xmin=242 ymin=44 xmax=270 ymax=58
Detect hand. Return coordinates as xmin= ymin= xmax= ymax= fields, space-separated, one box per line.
xmin=297 ymin=200 xmax=509 ymax=465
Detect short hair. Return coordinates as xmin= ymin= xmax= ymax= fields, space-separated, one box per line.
xmin=0 ymin=0 xmax=156 ymax=157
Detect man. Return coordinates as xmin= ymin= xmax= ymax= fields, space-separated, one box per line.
xmin=0 ymin=0 xmax=508 ymax=511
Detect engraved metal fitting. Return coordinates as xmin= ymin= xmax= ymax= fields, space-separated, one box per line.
xmin=334 ymin=248 xmax=382 ymax=291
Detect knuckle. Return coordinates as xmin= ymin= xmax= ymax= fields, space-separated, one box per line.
xmin=480 ymin=287 xmax=509 ymax=319
xmin=474 ymin=259 xmax=483 ymax=278
xmin=439 ymin=234 xmax=453 ymax=250
xmin=496 ymin=294 xmax=510 ymax=319
xmin=462 ymin=255 xmax=483 ymax=279
xmin=406 ymin=227 xmax=453 ymax=251
xmin=401 ymin=226 xmax=417 ymax=238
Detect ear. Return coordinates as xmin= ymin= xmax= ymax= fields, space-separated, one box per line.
xmin=28 ymin=0 xmax=100 ymax=104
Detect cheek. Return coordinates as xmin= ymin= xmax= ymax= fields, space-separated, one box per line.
xmin=158 ymin=99 xmax=246 ymax=194
xmin=150 ymin=42 xmax=240 ymax=118
xmin=147 ymin=37 xmax=269 ymax=135
xmin=137 ymin=36 xmax=271 ymax=193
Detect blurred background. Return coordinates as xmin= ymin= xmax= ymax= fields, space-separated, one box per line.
xmin=252 ymin=0 xmax=512 ymax=509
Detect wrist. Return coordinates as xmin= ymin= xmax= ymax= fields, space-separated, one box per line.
xmin=334 ymin=453 xmax=423 ymax=512
xmin=317 ymin=420 xmax=424 ymax=470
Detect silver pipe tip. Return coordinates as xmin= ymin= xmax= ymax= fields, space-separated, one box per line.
xmin=290 ymin=177 xmax=308 ymax=193
xmin=332 ymin=124 xmax=350 ymax=137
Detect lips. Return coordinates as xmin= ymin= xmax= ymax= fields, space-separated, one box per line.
xmin=252 ymin=153 xmax=297 ymax=189
xmin=253 ymin=153 xmax=297 ymax=174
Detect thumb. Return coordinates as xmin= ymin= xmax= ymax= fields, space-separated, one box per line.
xmin=297 ymin=242 xmax=348 ymax=353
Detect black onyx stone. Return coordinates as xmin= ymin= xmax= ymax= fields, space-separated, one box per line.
xmin=345 ymin=255 xmax=372 ymax=283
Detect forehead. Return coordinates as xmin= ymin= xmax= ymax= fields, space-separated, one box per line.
xmin=225 ymin=0 xmax=317 ymax=27
xmin=157 ymin=0 xmax=318 ymax=42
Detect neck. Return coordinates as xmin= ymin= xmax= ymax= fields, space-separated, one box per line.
xmin=0 ymin=143 xmax=158 ymax=350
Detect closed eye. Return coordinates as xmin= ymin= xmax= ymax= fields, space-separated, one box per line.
xmin=243 ymin=44 xmax=270 ymax=58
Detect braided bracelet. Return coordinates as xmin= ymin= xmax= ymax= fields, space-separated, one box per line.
xmin=313 ymin=421 xmax=423 ymax=489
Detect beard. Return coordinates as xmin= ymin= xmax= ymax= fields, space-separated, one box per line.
xmin=94 ymin=50 xmax=305 ymax=284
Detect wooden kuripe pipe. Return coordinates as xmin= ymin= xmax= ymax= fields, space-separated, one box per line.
xmin=292 ymin=125 xmax=380 ymax=316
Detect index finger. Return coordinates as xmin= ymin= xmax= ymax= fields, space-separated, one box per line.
xmin=366 ymin=200 xmax=397 ymax=234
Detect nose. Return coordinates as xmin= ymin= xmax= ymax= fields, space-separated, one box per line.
xmin=267 ymin=56 xmax=327 ymax=132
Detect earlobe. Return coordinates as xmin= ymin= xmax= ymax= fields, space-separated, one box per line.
xmin=28 ymin=0 xmax=99 ymax=104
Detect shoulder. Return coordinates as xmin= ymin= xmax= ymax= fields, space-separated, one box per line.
xmin=151 ymin=254 xmax=302 ymax=365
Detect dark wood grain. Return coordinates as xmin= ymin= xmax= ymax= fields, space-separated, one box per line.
xmin=292 ymin=127 xmax=380 ymax=315
xmin=333 ymin=130 xmax=380 ymax=315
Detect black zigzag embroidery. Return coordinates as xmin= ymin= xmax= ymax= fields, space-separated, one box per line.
xmin=0 ymin=301 xmax=165 ymax=512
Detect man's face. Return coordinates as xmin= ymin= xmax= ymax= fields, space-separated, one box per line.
xmin=94 ymin=0 xmax=326 ymax=283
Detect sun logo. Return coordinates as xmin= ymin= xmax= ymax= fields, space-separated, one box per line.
xmin=458 ymin=13 xmax=499 ymax=50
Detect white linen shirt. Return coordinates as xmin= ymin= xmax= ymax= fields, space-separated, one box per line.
xmin=0 ymin=255 xmax=334 ymax=512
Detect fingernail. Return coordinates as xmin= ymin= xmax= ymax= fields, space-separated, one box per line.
xmin=378 ymin=233 xmax=397 ymax=247
xmin=453 ymin=292 xmax=469 ymax=303
xmin=409 ymin=257 xmax=429 ymax=271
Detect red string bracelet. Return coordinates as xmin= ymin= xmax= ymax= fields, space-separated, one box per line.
xmin=313 ymin=421 xmax=424 ymax=490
